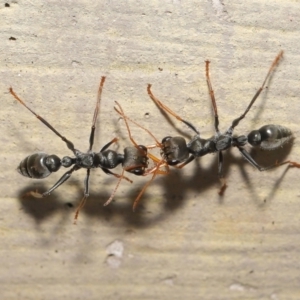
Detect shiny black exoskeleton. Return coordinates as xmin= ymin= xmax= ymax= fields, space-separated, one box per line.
xmin=10 ymin=77 xmax=149 ymax=219
xmin=147 ymin=51 xmax=298 ymax=193
xmin=159 ymin=124 xmax=292 ymax=170
xmin=17 ymin=145 xmax=148 ymax=198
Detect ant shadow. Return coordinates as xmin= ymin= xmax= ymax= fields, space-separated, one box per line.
xmin=16 ymin=175 xmax=185 ymax=230
xmin=17 ymin=184 xmax=73 ymax=245
xmin=222 ymin=140 xmax=294 ymax=206
xmin=246 ymin=140 xmax=295 ymax=205
xmin=18 ymin=184 xmax=61 ymax=223
xmin=16 ymin=139 xmax=296 ymax=232
xmin=158 ymin=138 xmax=295 ymax=210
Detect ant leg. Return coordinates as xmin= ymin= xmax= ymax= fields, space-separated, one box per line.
xmin=270 ymin=161 xmax=300 ymax=169
xmin=101 ymin=168 xmax=133 ymax=183
xmin=74 ymin=169 xmax=91 ymax=222
xmin=74 ymin=196 xmax=87 ymax=224
xmin=89 ymin=77 xmax=106 ymax=151
xmin=103 ymin=169 xmax=126 ymax=206
xmin=9 ymin=88 xmax=76 ymax=154
xmin=238 ymin=147 xmax=268 ymax=170
xmin=205 ymin=60 xmax=220 ymax=134
xmin=174 ymin=155 xmax=195 ymax=169
xmin=217 ymin=151 xmax=227 ymax=195
xmin=218 ymin=178 xmax=227 ymax=195
xmin=102 ymin=154 xmax=155 ymax=206
xmin=114 ymin=101 xmax=161 ymax=148
xmin=28 ymin=166 xmax=79 ymax=198
xmin=142 ymin=152 xmax=170 ymax=175
xmin=103 ymin=158 xmax=168 ymax=208
xmin=132 ymin=172 xmax=157 ymax=211
xmin=42 ymin=166 xmax=79 ymax=196
xmin=131 ymin=158 xmax=170 ymax=211
xmin=228 ymin=51 xmax=284 ymax=132
xmin=100 ymin=137 xmax=118 ymax=152
xmin=237 ymin=146 xmax=300 ymax=171
xmin=147 ymin=153 xmax=169 ymax=173
xmin=147 ymin=84 xmax=199 ymax=134
xmin=132 ymin=166 xmax=164 ymax=212
xmin=103 ymin=155 xmax=169 ymax=208
xmin=84 ymin=169 xmax=90 ymax=196
xmin=103 ymin=161 xmax=167 ymax=211
xmin=288 ymin=161 xmax=300 ymax=168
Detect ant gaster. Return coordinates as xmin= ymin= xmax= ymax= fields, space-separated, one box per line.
xmin=10 ymin=77 xmax=153 ymax=221
xmin=146 ymin=51 xmax=299 ymax=194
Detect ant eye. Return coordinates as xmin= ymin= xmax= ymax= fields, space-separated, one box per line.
xmin=168 ymin=160 xmax=179 ymax=166
xmin=137 ymin=145 xmax=147 ymax=153
xmin=162 ymin=136 xmax=172 ymax=143
xmin=133 ymin=169 xmax=144 ymax=176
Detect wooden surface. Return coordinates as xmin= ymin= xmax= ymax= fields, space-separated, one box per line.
xmin=1 ymin=1 xmax=300 ymax=299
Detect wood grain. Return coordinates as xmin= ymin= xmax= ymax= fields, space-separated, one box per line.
xmin=1 ymin=1 xmax=300 ymax=299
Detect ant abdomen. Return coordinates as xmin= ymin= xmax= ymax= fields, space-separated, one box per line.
xmin=17 ymin=153 xmax=61 ymax=179
xmin=248 ymin=125 xmax=292 ymax=150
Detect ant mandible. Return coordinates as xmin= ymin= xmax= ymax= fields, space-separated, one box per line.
xmin=113 ymin=101 xmax=170 ymax=211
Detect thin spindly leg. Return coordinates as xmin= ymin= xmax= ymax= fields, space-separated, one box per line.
xmin=238 ymin=146 xmax=300 ymax=171
xmin=101 ymin=168 xmax=133 ymax=183
xmin=28 ymin=165 xmax=79 ymax=198
xmin=114 ymin=101 xmax=161 ymax=148
xmin=9 ymin=88 xmax=76 ymax=153
xmin=89 ymin=76 xmax=106 ymax=151
xmin=205 ymin=60 xmax=220 ymax=134
xmin=103 ymin=168 xmax=126 ymax=207
xmin=217 ymin=151 xmax=227 ymax=195
xmin=132 ymin=159 xmax=170 ymax=212
xmin=84 ymin=168 xmax=90 ymax=196
xmin=103 ymin=158 xmax=169 ymax=208
xmin=174 ymin=155 xmax=195 ymax=169
xmin=129 ymin=155 xmax=170 ymax=211
xmin=228 ymin=51 xmax=284 ymax=132
xmin=74 ymin=169 xmax=91 ymax=222
xmin=147 ymin=84 xmax=199 ymax=134
xmin=100 ymin=137 xmax=119 ymax=152
xmin=146 ymin=152 xmax=169 ymax=174
xmin=132 ymin=172 xmax=157 ymax=212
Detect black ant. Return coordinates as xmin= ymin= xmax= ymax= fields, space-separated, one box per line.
xmin=145 ymin=50 xmax=299 ymax=195
xmin=10 ymin=77 xmax=160 ymax=221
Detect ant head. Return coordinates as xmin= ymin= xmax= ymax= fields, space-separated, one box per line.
xmin=162 ymin=136 xmax=172 ymax=144
xmin=137 ymin=145 xmax=147 ymax=154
